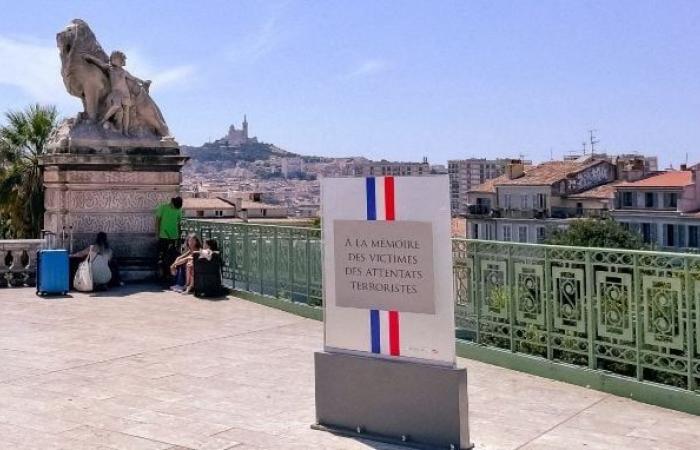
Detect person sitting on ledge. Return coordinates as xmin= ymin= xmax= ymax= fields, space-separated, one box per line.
xmin=170 ymin=233 xmax=201 ymax=293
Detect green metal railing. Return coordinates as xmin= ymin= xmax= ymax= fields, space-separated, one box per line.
xmin=183 ymin=219 xmax=700 ymax=393
xmin=182 ymin=220 xmax=322 ymax=306
xmin=454 ymin=238 xmax=700 ymax=392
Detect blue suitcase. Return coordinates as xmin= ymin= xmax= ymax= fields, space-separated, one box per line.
xmin=36 ymin=249 xmax=69 ymax=296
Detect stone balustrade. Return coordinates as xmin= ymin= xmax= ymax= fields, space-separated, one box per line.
xmin=0 ymin=239 xmax=45 ymax=288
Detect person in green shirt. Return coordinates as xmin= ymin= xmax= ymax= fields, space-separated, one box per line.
xmin=155 ymin=196 xmax=183 ymax=281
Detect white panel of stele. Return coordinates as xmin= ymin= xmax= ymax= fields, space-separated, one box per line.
xmin=321 ymin=175 xmax=456 ymax=366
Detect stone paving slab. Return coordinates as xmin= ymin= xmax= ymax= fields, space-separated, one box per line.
xmin=0 ymin=285 xmax=697 ymax=449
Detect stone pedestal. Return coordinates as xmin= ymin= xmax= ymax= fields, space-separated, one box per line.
xmin=40 ymin=139 xmax=188 ymax=280
xmin=313 ymin=351 xmax=472 ymax=450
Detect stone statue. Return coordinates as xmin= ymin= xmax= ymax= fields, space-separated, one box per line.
xmin=55 ymin=19 xmax=171 ymax=142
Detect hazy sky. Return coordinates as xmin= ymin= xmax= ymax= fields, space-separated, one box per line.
xmin=1 ymin=0 xmax=699 ymax=167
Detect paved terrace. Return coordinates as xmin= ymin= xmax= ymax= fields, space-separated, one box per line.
xmin=0 ymin=286 xmax=698 ymax=450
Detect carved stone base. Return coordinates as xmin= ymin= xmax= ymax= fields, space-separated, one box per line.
xmin=40 ymin=153 xmax=188 ymax=281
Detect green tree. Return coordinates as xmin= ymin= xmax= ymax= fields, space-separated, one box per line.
xmin=0 ymin=104 xmax=58 ymax=238
xmin=545 ymin=218 xmax=645 ymax=250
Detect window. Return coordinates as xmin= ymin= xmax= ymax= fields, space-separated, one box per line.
xmin=642 ymin=223 xmax=653 ymax=243
xmin=689 ymin=226 xmax=699 ymax=248
xmin=471 ymin=223 xmax=479 ymax=239
xmin=665 ymin=224 xmax=676 ymax=247
xmin=536 ymin=226 xmax=546 ymax=243
xmin=622 ymin=192 xmax=634 ymax=207
xmin=535 ymin=194 xmax=546 ymax=209
xmin=520 ymin=195 xmax=529 ymax=209
xmin=645 ymin=192 xmax=655 ymax=208
xmin=502 ymin=225 xmax=512 ymax=241
xmin=504 ymin=194 xmax=512 ymax=209
xmin=663 ymin=193 xmax=678 ymax=208
xmin=518 ymin=226 xmax=528 ymax=243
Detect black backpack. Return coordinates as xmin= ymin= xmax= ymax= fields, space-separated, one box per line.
xmin=193 ymin=252 xmax=224 ymax=297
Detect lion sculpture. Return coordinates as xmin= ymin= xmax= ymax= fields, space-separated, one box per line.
xmin=56 ymin=19 xmax=170 ymax=138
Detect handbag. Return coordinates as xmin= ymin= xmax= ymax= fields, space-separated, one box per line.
xmin=74 ymin=253 xmax=94 ymax=292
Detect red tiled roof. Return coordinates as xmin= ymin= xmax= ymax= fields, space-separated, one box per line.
xmin=468 ymin=160 xmax=607 ymax=192
xmin=617 ymin=171 xmax=694 ymax=188
xmin=183 ymin=198 xmax=236 ymax=210
xmin=468 ymin=175 xmax=506 ymax=193
xmin=568 ymin=181 xmax=623 ymax=199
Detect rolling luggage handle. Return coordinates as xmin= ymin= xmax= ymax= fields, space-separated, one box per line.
xmin=40 ymin=230 xmax=57 ymax=250
xmin=69 ymin=226 xmax=74 ymax=254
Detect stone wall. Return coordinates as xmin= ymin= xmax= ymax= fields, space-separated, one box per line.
xmin=41 ymin=154 xmax=188 ymax=280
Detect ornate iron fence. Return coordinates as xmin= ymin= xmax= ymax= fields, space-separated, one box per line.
xmin=183 ymin=219 xmax=700 ymax=392
xmin=453 ymin=238 xmax=700 ymax=391
xmin=181 ymin=220 xmax=322 ymax=306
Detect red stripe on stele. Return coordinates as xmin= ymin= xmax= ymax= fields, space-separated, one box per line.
xmin=384 ymin=176 xmax=400 ymax=356
xmin=389 ymin=310 xmax=400 ymax=356
xmin=384 ymin=176 xmax=395 ymax=221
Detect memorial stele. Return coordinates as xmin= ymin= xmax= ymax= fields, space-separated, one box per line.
xmin=40 ymin=19 xmax=188 ymax=279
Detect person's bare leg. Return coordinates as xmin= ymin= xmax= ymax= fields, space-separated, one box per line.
xmin=101 ymin=104 xmax=121 ymax=128
xmin=113 ymin=110 xmax=123 ymax=133
xmin=184 ymin=263 xmax=194 ymax=294
xmin=123 ymin=105 xmax=131 ymax=136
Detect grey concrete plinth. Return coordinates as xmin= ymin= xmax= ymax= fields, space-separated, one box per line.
xmin=39 ymin=152 xmax=188 ymax=280
xmin=313 ymin=351 xmax=472 ymax=450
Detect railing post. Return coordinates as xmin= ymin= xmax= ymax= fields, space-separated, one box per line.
xmin=544 ymin=246 xmax=553 ymax=360
xmin=230 ymin=225 xmax=236 ymax=289
xmin=288 ymin=229 xmax=294 ymax=301
xmin=306 ymin=229 xmax=311 ymax=305
xmin=473 ymin=242 xmax=482 ymax=344
xmin=634 ymin=253 xmax=643 ymax=381
xmin=244 ymin=225 xmax=250 ymax=292
xmin=508 ymin=245 xmax=516 ymax=352
xmin=585 ymin=249 xmax=596 ymax=370
xmin=259 ymin=226 xmax=264 ymax=295
xmin=274 ymin=227 xmax=279 ymax=298
xmin=685 ymin=258 xmax=695 ymax=391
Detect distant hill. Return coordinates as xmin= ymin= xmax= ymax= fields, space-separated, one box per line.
xmin=182 ymin=141 xmax=298 ymax=163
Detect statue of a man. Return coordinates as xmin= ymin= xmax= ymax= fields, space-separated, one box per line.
xmin=83 ymin=51 xmax=151 ymax=136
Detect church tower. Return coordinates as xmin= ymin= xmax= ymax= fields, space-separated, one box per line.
xmin=242 ymin=115 xmax=249 ymax=140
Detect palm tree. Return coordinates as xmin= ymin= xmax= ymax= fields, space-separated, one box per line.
xmin=0 ymin=104 xmax=58 ymax=238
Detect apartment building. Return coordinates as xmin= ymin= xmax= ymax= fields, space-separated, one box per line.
xmin=353 ymin=158 xmax=431 ymax=177
xmin=465 ymin=158 xmax=617 ymax=243
xmin=613 ymin=164 xmax=700 ymax=251
xmin=448 ymin=158 xmax=509 ymax=216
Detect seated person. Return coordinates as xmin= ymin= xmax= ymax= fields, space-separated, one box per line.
xmin=198 ymin=239 xmax=218 ymax=261
xmin=71 ymin=232 xmax=120 ymax=290
xmin=188 ymin=239 xmax=223 ymax=297
xmin=170 ymin=233 xmax=201 ymax=293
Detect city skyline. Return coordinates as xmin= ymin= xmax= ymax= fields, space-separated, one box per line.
xmin=2 ymin=1 xmax=700 ymax=167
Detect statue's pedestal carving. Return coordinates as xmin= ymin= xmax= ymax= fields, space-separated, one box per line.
xmin=40 ymin=151 xmax=188 ymax=280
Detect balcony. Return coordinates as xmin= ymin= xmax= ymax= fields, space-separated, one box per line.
xmin=465 ymin=207 xmax=611 ymax=220
xmin=549 ymin=206 xmax=611 ymax=219
xmin=0 ymin=219 xmax=692 ymax=449
xmin=180 ymin=219 xmax=700 ymax=415
xmin=465 ymin=204 xmax=493 ymax=217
